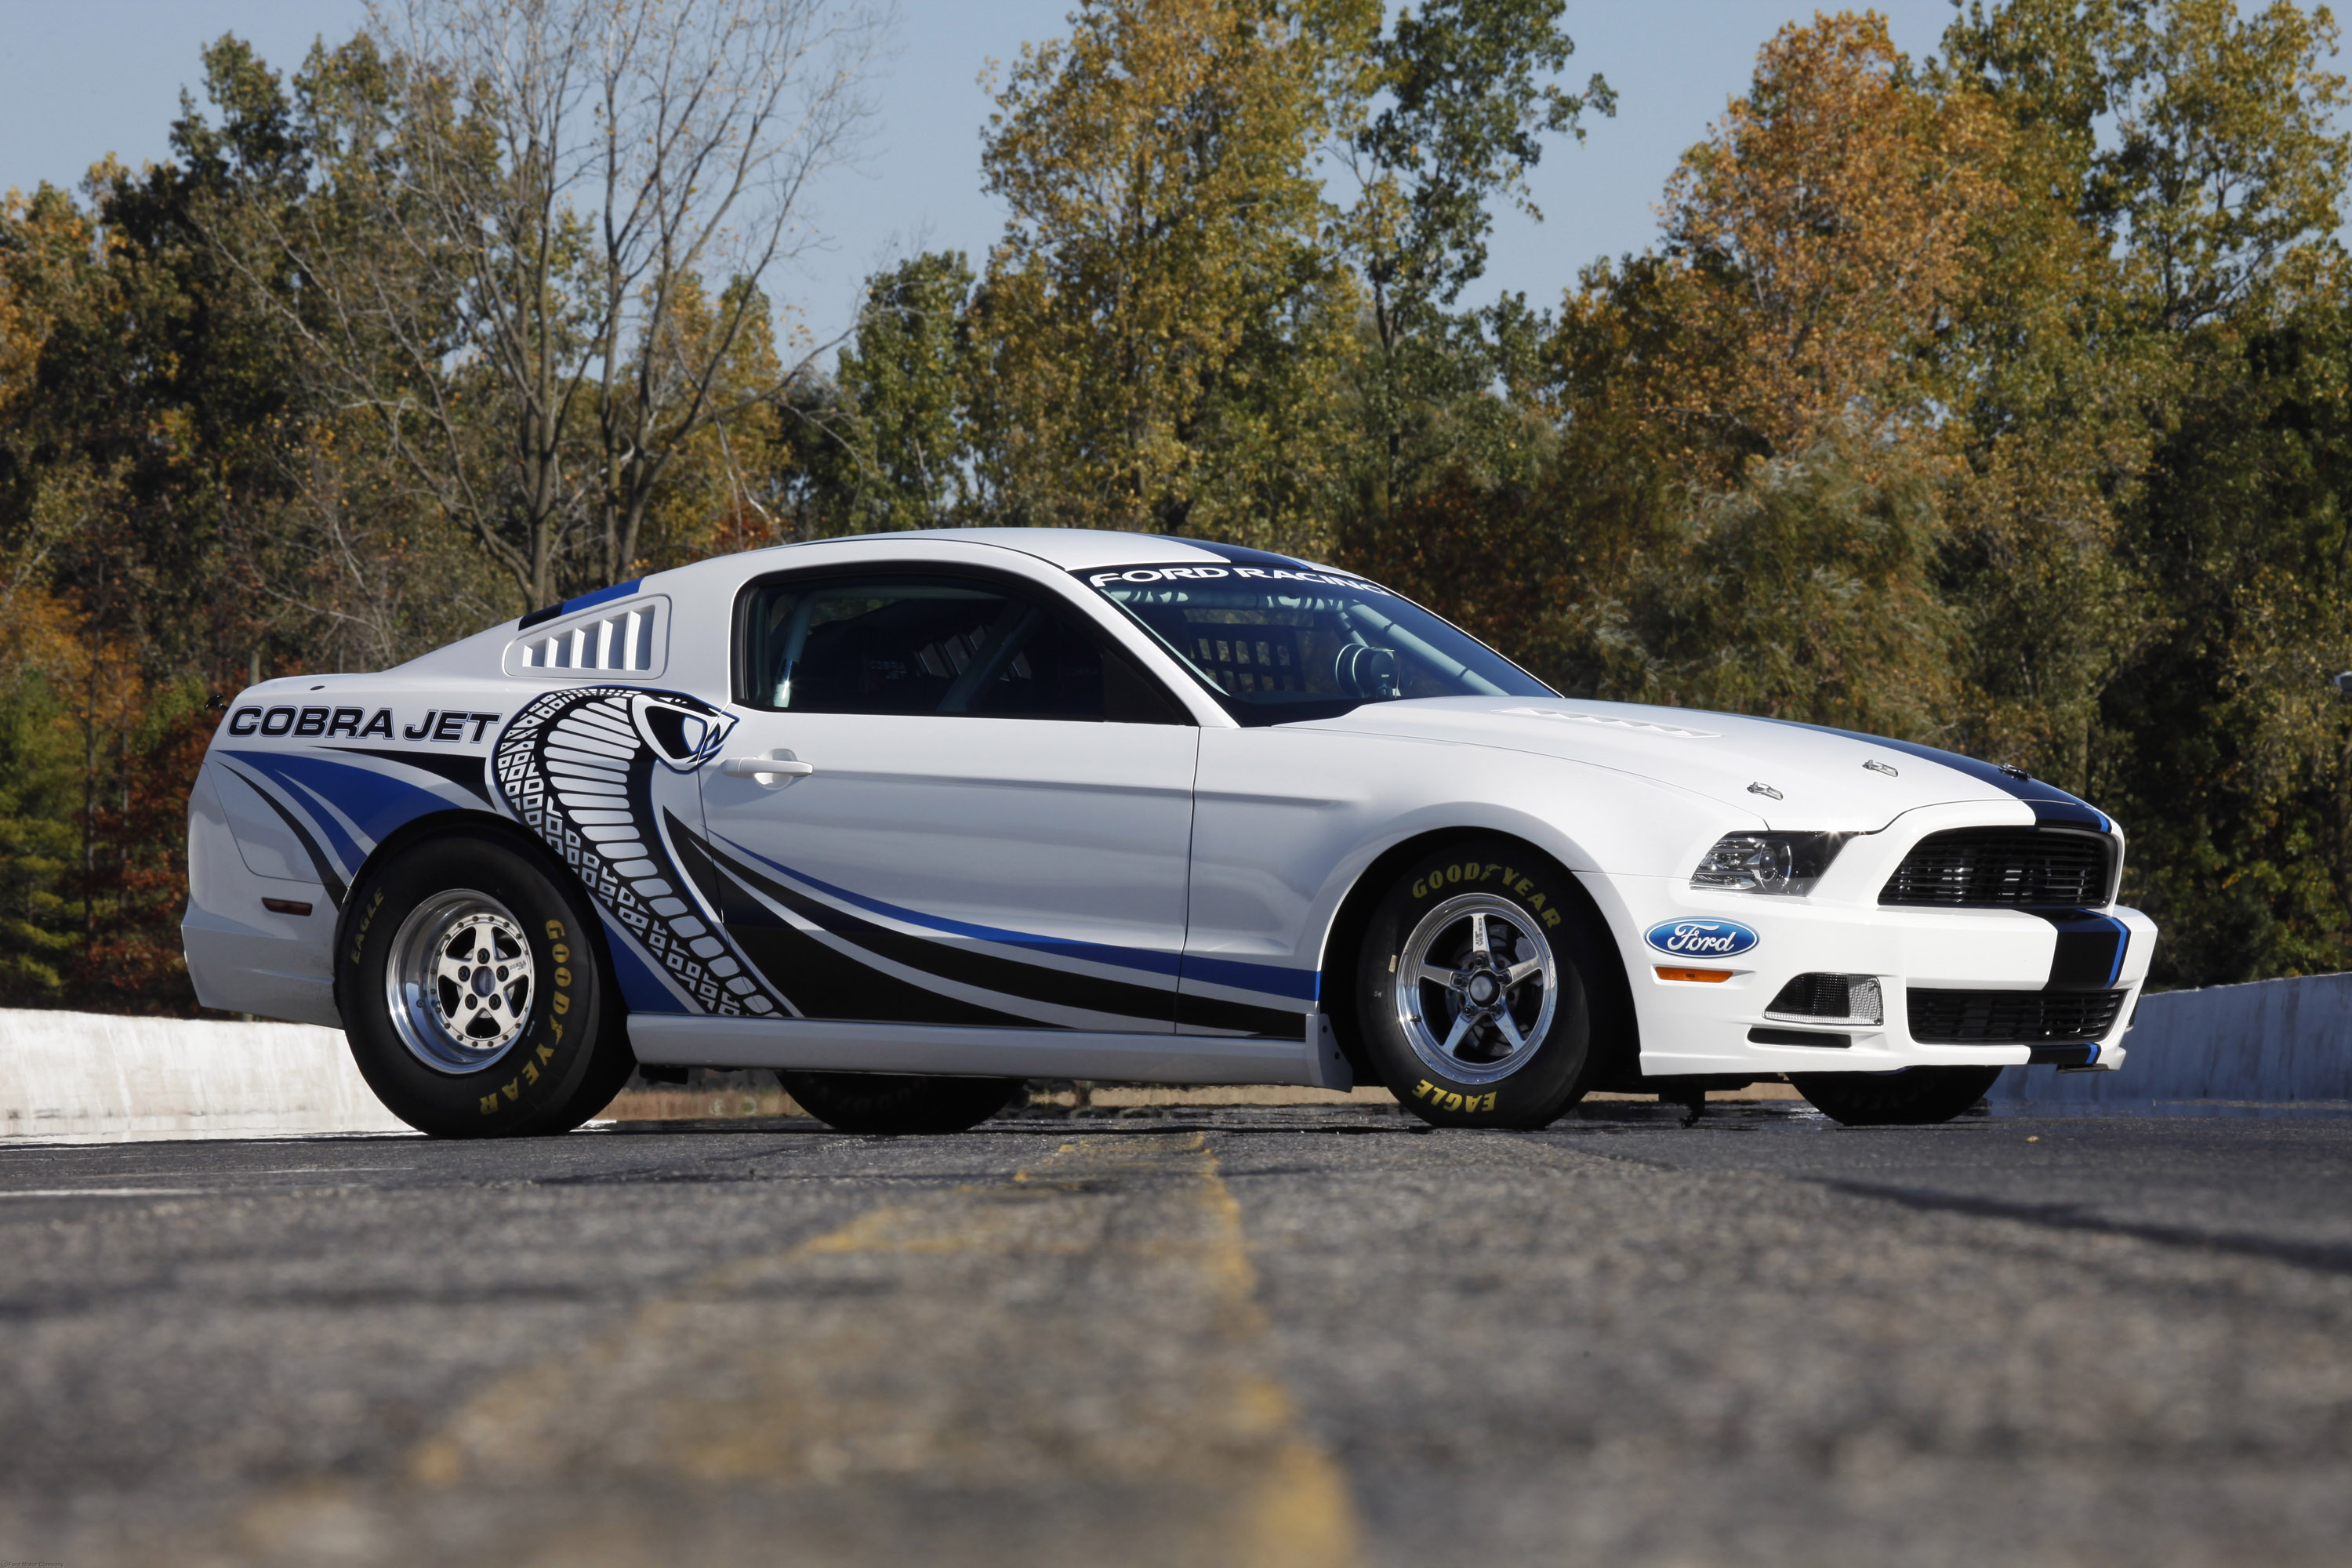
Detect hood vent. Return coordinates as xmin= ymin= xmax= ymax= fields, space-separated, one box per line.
xmin=1503 ymin=707 xmax=1721 ymax=739
xmin=503 ymin=596 xmax=670 ymax=678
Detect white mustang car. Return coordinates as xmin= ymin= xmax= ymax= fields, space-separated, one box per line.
xmin=182 ymin=528 xmax=2157 ymax=1135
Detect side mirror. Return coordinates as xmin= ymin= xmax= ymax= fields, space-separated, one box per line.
xmin=2336 ymin=672 xmax=2352 ymax=698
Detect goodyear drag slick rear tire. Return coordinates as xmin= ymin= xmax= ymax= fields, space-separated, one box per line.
xmin=779 ymin=1072 xmax=1025 ymax=1134
xmin=339 ymin=833 xmax=633 ymax=1138
xmin=1356 ymin=840 xmax=1619 ymax=1130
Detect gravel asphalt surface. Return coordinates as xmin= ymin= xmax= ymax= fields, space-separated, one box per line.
xmin=3 ymin=1098 xmax=2349 ymax=1566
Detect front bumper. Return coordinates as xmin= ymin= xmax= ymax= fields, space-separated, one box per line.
xmin=1587 ymin=872 xmax=2158 ymax=1080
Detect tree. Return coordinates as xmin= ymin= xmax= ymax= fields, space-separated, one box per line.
xmin=969 ymin=0 xmax=1358 ymax=551
xmin=1623 ymin=432 xmax=1957 ymax=735
xmin=1338 ymin=0 xmax=1610 ymax=518
xmin=1645 ymin=13 xmax=2013 ymax=466
xmin=214 ymin=0 xmax=884 ymax=606
xmin=1383 ymin=14 xmax=2010 ymax=736
xmin=789 ymin=251 xmax=978 ymax=536
xmin=2105 ymin=0 xmax=2349 ymax=332
xmin=1910 ymin=0 xmax=2352 ymax=982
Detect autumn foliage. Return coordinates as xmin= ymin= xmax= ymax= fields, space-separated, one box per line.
xmin=6 ymin=0 xmax=2352 ymax=1000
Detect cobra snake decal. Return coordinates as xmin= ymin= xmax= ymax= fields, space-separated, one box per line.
xmin=493 ymin=685 xmax=784 ymax=1017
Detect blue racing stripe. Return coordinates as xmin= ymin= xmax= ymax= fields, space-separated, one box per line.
xmin=269 ymin=773 xmax=369 ymax=879
xmin=1179 ymin=953 xmax=1321 ymax=1004
xmin=710 ymin=832 xmax=1185 ymax=979
xmin=226 ymin=749 xmax=465 ymax=854
xmin=564 ymin=578 xmax=641 ymax=614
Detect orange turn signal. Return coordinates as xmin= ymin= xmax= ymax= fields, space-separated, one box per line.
xmin=1655 ymin=966 xmax=1733 ymax=983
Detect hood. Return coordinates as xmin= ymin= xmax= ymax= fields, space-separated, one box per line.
xmin=1305 ymin=698 xmax=2105 ymax=834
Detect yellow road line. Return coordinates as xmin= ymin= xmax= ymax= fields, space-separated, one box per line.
xmin=239 ymin=1132 xmax=1360 ymax=1567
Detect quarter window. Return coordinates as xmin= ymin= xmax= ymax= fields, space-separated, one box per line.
xmin=736 ymin=574 xmax=1189 ymax=724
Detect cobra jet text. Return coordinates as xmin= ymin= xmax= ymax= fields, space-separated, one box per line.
xmin=226 ymin=706 xmax=502 ymax=742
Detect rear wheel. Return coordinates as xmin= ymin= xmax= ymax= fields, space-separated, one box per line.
xmin=1354 ymin=840 xmax=1624 ymax=1130
xmin=1791 ymin=1065 xmax=2002 ymax=1127
xmin=339 ymin=832 xmax=633 ymax=1138
xmin=779 ymin=1071 xmax=1024 ymax=1134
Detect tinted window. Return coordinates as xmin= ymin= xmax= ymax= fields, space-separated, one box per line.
xmin=739 ymin=574 xmax=1188 ymax=724
xmin=1076 ymin=562 xmax=1552 ymax=724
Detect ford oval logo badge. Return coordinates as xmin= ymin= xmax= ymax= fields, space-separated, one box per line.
xmin=1645 ymin=919 xmax=1760 ymax=958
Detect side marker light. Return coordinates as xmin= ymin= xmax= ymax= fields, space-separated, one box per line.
xmin=1656 ymin=967 xmax=1733 ymax=983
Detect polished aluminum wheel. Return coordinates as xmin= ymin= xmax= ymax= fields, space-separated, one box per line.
xmin=1394 ymin=893 xmax=1559 ymax=1085
xmin=384 ymin=891 xmax=535 ymax=1073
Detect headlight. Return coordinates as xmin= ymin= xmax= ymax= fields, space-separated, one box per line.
xmin=1690 ymin=832 xmax=1850 ymax=895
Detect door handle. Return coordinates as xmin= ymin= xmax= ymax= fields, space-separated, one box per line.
xmin=720 ymin=752 xmax=815 ymax=787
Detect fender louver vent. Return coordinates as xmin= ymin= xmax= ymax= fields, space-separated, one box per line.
xmin=506 ymin=597 xmax=668 ymax=677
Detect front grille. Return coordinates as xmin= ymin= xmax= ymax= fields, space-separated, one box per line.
xmin=1880 ymin=829 xmax=2114 ymax=908
xmin=1907 ymin=988 xmax=2127 ymax=1043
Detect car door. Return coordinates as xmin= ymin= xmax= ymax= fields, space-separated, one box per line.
xmin=693 ymin=567 xmax=1199 ymax=1032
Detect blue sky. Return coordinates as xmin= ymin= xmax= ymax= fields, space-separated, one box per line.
xmin=0 ymin=2 xmax=2012 ymax=345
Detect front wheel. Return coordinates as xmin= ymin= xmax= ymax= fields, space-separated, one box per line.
xmin=339 ymin=832 xmax=634 ymax=1138
xmin=778 ymin=1071 xmax=1024 ymax=1134
xmin=1354 ymin=840 xmax=1624 ymax=1130
xmin=1791 ymin=1065 xmax=2002 ymax=1127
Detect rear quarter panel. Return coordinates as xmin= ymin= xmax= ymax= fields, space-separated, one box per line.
xmin=186 ymin=677 xmax=528 ymax=1022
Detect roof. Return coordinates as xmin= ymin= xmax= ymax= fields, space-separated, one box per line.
xmin=791 ymin=528 xmax=1327 ymax=574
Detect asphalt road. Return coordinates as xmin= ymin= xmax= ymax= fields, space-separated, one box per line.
xmin=3 ymin=1099 xmax=2350 ymax=1567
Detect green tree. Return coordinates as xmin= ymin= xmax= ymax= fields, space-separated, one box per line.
xmin=1338 ymin=0 xmax=1610 ymax=521
xmin=969 ymin=0 xmax=1359 ymax=553
xmin=788 ymin=252 xmax=978 ymax=536
xmin=1947 ymin=0 xmax=2352 ymax=984
xmin=1623 ymin=433 xmax=1958 ymax=736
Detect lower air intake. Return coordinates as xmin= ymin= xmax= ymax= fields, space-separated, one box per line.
xmin=1907 ymin=988 xmax=2127 ymax=1044
xmin=1766 ymin=973 xmax=1883 ymax=1025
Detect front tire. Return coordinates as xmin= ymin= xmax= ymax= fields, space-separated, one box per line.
xmin=778 ymin=1072 xmax=1024 ymax=1134
xmin=339 ymin=832 xmax=633 ymax=1138
xmin=1791 ymin=1065 xmax=2002 ymax=1127
xmin=1354 ymin=840 xmax=1624 ymax=1130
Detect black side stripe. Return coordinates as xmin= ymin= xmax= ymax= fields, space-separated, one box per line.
xmin=675 ymin=821 xmax=1179 ymax=1028
xmin=223 ymin=765 xmax=348 ymax=907
xmin=727 ymin=911 xmax=1036 ymax=1028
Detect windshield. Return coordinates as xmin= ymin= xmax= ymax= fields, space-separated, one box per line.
xmin=1077 ymin=561 xmax=1552 ymax=724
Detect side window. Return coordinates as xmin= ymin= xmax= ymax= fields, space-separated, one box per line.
xmin=739 ymin=574 xmax=1191 ymax=724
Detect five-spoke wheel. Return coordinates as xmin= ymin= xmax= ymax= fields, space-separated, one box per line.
xmin=1395 ymin=895 xmax=1558 ymax=1085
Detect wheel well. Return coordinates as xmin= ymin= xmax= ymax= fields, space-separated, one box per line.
xmin=332 ymin=809 xmax=621 ymax=1021
xmin=1316 ymin=829 xmax=1642 ymax=1088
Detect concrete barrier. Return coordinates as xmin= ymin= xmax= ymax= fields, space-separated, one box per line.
xmin=0 ymin=1009 xmax=409 ymax=1142
xmin=1990 ymin=971 xmax=2352 ymax=1109
xmin=9 ymin=972 xmax=2351 ymax=1140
